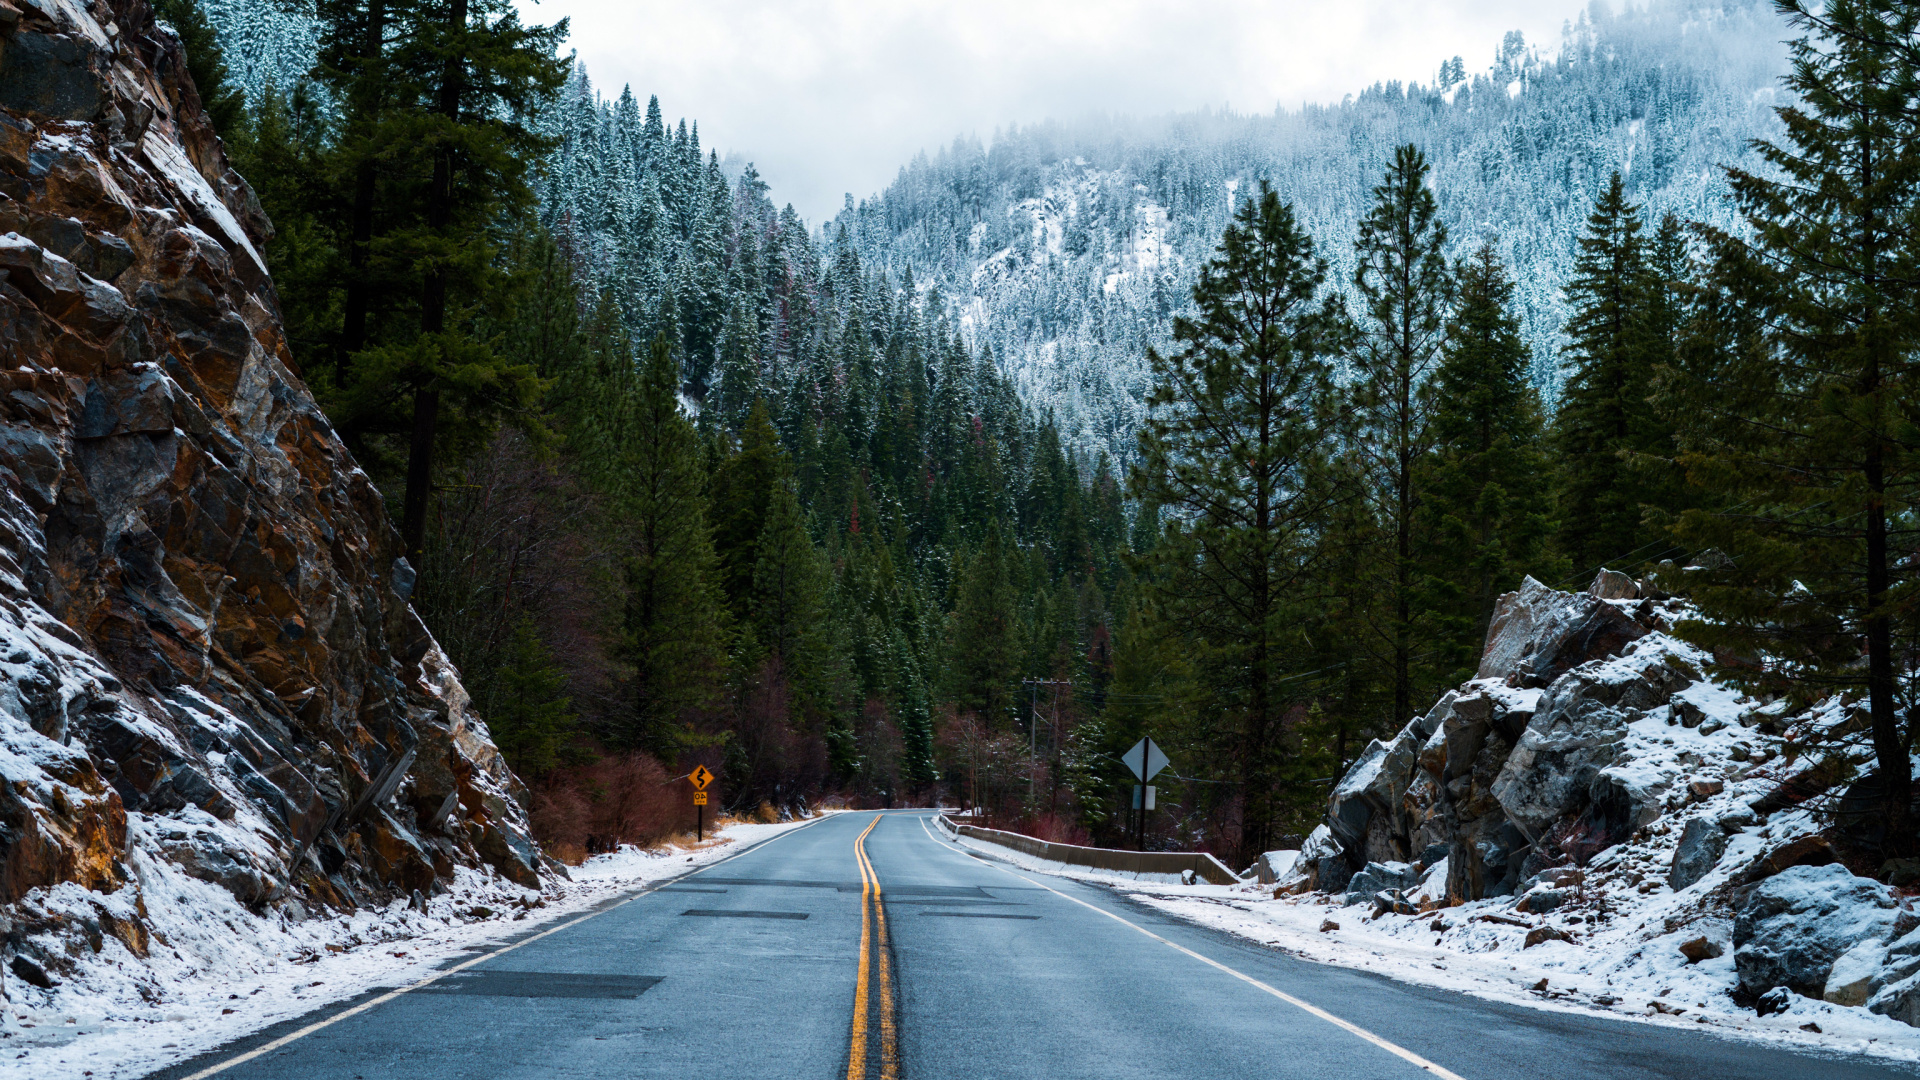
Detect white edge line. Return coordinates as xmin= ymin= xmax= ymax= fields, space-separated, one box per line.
xmin=176 ymin=816 xmax=832 ymax=1080
xmin=913 ymin=812 xmax=1467 ymax=1080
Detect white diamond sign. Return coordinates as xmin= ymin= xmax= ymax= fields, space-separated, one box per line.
xmin=1123 ymin=737 xmax=1169 ymax=782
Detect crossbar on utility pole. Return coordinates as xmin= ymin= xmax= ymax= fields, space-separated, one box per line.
xmin=1020 ymin=678 xmax=1071 ymax=810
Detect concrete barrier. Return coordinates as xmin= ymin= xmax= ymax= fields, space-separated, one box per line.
xmin=947 ymin=819 xmax=1243 ymax=885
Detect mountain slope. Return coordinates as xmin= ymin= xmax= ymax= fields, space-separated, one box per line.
xmin=827 ymin=1 xmax=1789 ymax=460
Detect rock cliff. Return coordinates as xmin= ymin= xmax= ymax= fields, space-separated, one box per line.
xmin=0 ymin=0 xmax=540 ymax=987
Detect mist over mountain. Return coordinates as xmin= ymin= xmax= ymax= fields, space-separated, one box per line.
xmin=823 ymin=1 xmax=1790 ymax=459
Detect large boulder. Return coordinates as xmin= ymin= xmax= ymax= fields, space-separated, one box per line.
xmin=1734 ymin=863 xmax=1899 ymax=998
xmin=1491 ymin=643 xmax=1693 ymax=844
xmin=1668 ymin=817 xmax=1729 ymax=892
xmin=1327 ymin=716 xmax=1429 ymax=863
xmin=1478 ymin=576 xmax=1648 ymax=688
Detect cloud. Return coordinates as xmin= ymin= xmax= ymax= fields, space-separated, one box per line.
xmin=515 ymin=0 xmax=1593 ymax=222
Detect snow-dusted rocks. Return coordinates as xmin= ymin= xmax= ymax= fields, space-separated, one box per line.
xmin=0 ymin=0 xmax=543 ymax=1003
xmin=1489 ymin=638 xmax=1692 ymax=847
xmin=1733 ymin=863 xmax=1901 ymax=999
xmin=1476 ymin=574 xmax=1649 ymax=688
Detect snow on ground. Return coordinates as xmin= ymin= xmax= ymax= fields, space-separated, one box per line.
xmin=949 ymin=827 xmax=1920 ymax=1065
xmin=3 ymin=816 xmax=824 ymax=1080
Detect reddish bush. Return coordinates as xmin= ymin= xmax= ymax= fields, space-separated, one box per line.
xmin=531 ymin=752 xmax=689 ymax=854
xmin=1024 ymin=812 xmax=1092 ymax=847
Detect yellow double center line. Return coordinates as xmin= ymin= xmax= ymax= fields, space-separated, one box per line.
xmin=847 ymin=813 xmax=899 ymax=1080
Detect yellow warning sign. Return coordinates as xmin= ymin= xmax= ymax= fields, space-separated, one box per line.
xmin=693 ymin=791 xmax=708 ymax=805
xmin=690 ymin=765 xmax=714 ymax=790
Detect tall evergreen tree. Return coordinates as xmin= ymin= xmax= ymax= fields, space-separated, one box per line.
xmin=601 ymin=336 xmax=730 ymax=753
xmin=1349 ymin=144 xmax=1453 ymax=725
xmin=1130 ymin=182 xmax=1349 ymax=860
xmin=1552 ymin=172 xmax=1668 ymax=577
xmin=1665 ymin=0 xmax=1920 ymax=855
xmin=1417 ymin=241 xmax=1555 ymax=681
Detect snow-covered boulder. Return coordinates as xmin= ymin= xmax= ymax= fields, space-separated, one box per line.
xmin=1477 ymin=575 xmax=1648 ymax=688
xmin=1253 ymin=849 xmax=1300 ymax=884
xmin=1343 ymin=860 xmax=1420 ymax=906
xmin=1734 ymin=863 xmax=1900 ymax=998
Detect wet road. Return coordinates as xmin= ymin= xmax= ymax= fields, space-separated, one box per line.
xmin=148 ymin=810 xmax=1920 ymax=1079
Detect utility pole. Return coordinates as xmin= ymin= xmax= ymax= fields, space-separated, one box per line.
xmin=1021 ymin=678 xmax=1070 ymax=812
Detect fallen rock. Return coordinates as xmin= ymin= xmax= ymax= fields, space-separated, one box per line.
xmin=1735 ymin=835 xmax=1839 ymax=885
xmin=1669 ymin=817 xmax=1729 ymax=892
xmin=1345 ymin=860 xmax=1420 ymax=906
xmin=1679 ymin=936 xmax=1725 ymax=963
xmin=1253 ymin=849 xmax=1300 ymax=885
xmin=1320 ymin=919 xmax=1339 ymax=933
xmin=1883 ymin=858 xmax=1920 ymax=887
xmin=1589 ymin=569 xmax=1637 ymax=600
xmin=1516 ymin=887 xmax=1566 ymax=914
xmin=1688 ymin=778 xmax=1725 ymax=799
xmin=1371 ymin=890 xmax=1418 ymax=917
xmin=1756 ymin=986 xmax=1795 ymax=1016
xmin=1525 ymin=925 xmax=1576 ymax=948
xmin=9 ymin=953 xmax=55 ymax=989
xmin=1733 ymin=863 xmax=1898 ymax=997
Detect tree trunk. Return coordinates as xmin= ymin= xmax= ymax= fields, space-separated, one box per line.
xmin=1866 ymin=432 xmax=1911 ymax=855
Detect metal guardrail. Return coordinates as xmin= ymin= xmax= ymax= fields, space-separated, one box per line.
xmin=948 ymin=820 xmax=1243 ymax=885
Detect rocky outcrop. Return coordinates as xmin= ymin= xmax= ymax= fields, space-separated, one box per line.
xmin=1312 ymin=572 xmax=1694 ymax=902
xmin=0 ymin=0 xmax=541 ymax=973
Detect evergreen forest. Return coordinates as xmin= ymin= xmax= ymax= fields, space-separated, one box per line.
xmin=162 ymin=0 xmax=1920 ymax=866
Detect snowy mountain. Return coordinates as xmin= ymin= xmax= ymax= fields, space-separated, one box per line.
xmin=824 ymin=1 xmax=1791 ymax=461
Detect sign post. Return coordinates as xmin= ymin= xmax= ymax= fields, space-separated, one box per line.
xmin=1121 ymin=738 xmax=1169 ymax=852
xmin=689 ymin=765 xmax=713 ymax=841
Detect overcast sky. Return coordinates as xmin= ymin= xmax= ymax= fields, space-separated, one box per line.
xmin=514 ymin=0 xmax=1594 ymax=223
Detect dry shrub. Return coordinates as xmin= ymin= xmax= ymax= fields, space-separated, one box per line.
xmin=531 ymin=752 xmax=688 ymax=853
xmin=757 ymin=801 xmax=778 ymax=824
xmin=1025 ymin=812 xmax=1092 ymax=847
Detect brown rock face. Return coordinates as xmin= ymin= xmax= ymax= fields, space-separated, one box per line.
xmin=0 ymin=0 xmax=540 ymax=925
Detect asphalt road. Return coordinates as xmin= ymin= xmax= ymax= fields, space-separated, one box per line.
xmin=150 ymin=811 xmax=1920 ymax=1080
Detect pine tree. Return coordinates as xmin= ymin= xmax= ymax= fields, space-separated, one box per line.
xmin=481 ymin=619 xmax=578 ymax=777
xmin=1417 ymin=241 xmax=1555 ymax=681
xmin=750 ymin=479 xmax=832 ymax=705
xmin=1665 ymin=0 xmax=1920 ymax=856
xmin=360 ymin=0 xmax=571 ymax=561
xmin=602 ymin=335 xmax=730 ymax=753
xmin=1552 ymin=172 xmax=1668 ymax=577
xmin=1350 ymin=144 xmax=1454 ymax=725
xmin=944 ymin=522 xmax=1020 ymax=725
xmin=1129 ymin=182 xmax=1349 ymax=861
xmin=710 ymin=401 xmax=787 ymax=617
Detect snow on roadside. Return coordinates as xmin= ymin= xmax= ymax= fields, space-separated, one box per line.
xmin=4 ymin=816 xmax=823 ymax=1080
xmin=948 ymin=828 xmax=1920 ymax=1064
